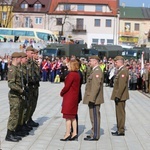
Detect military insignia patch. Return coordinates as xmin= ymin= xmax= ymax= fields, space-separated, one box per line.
xmin=96 ymin=75 xmax=99 ymax=78
xmin=121 ymin=74 xmax=125 ymax=77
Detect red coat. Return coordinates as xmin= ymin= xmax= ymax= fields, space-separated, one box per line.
xmin=60 ymin=71 xmax=80 ymax=115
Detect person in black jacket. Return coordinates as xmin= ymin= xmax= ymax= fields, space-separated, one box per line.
xmin=0 ymin=59 xmax=8 ymax=80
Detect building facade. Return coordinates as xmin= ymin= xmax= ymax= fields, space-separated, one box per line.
xmin=0 ymin=0 xmax=17 ymax=28
xmin=12 ymin=0 xmax=51 ymax=29
xmin=48 ymin=0 xmax=120 ymax=48
xmin=119 ymin=6 xmax=150 ymax=47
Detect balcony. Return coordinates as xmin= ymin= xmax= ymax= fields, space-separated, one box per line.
xmin=72 ymin=26 xmax=86 ymax=33
xmin=119 ymin=31 xmax=139 ymax=37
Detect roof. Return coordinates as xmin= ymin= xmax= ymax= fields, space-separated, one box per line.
xmin=49 ymin=0 xmax=119 ymax=16
xmin=142 ymin=7 xmax=150 ymax=18
xmin=120 ymin=6 xmax=150 ymax=19
xmin=13 ymin=0 xmax=52 ymax=13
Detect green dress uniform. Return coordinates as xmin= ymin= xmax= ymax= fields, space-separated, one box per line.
xmin=83 ymin=65 xmax=104 ymax=140
xmin=111 ymin=66 xmax=129 ymax=134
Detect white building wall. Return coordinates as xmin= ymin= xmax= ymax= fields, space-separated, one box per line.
xmin=48 ymin=15 xmax=119 ymax=48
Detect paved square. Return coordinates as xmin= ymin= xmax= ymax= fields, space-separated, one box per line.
xmin=0 ymin=81 xmax=150 ymax=150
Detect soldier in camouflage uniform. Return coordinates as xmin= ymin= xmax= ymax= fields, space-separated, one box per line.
xmin=15 ymin=52 xmax=31 ymax=136
xmin=29 ymin=49 xmax=40 ymax=123
xmin=26 ymin=47 xmax=39 ymax=127
xmin=5 ymin=52 xmax=24 ymax=142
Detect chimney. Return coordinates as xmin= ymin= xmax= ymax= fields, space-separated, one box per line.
xmin=142 ymin=3 xmax=145 ymax=7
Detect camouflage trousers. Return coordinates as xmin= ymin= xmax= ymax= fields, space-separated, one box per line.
xmin=25 ymin=86 xmax=39 ymax=121
xmin=30 ymin=87 xmax=39 ymax=118
xmin=7 ymin=92 xmax=21 ymax=131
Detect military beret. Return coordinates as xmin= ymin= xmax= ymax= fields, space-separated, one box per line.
xmin=89 ymin=55 xmax=100 ymax=61
xmin=26 ymin=46 xmax=34 ymax=52
xmin=20 ymin=52 xmax=27 ymax=58
xmin=11 ymin=52 xmax=21 ymax=58
xmin=114 ymin=56 xmax=124 ymax=61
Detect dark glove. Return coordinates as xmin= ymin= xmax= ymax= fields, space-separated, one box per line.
xmin=22 ymin=90 xmax=27 ymax=97
xmin=115 ymin=97 xmax=120 ymax=105
xmin=24 ymin=86 xmax=29 ymax=92
xmin=89 ymin=101 xmax=95 ymax=106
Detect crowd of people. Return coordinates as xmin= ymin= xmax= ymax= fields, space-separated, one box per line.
xmin=0 ymin=49 xmax=150 ymax=142
xmin=1 ymin=54 xmax=150 ymax=92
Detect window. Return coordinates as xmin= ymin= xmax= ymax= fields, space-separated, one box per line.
xmin=64 ymin=4 xmax=70 ymax=11
xmin=25 ymin=17 xmax=30 ymax=27
xmin=134 ymin=23 xmax=140 ymax=31
xmin=100 ymin=39 xmax=105 ymax=44
xmin=77 ymin=18 xmax=84 ymax=29
xmin=94 ymin=19 xmax=100 ymax=27
xmin=106 ymin=19 xmax=111 ymax=27
xmin=34 ymin=3 xmax=42 ymax=9
xmin=56 ymin=18 xmax=62 ymax=25
xmin=21 ymin=3 xmax=28 ymax=9
xmin=13 ymin=30 xmax=26 ymax=36
xmin=0 ymin=29 xmax=13 ymax=35
xmin=125 ymin=23 xmax=131 ymax=32
xmin=107 ymin=39 xmax=114 ymax=44
xmin=37 ymin=32 xmax=52 ymax=41
xmin=77 ymin=5 xmax=84 ymax=11
xmin=2 ymin=12 xmax=7 ymax=20
xmin=35 ymin=17 xmax=42 ymax=24
xmin=95 ymin=5 xmax=102 ymax=12
xmin=15 ymin=16 xmax=19 ymax=21
xmin=26 ymin=31 xmax=35 ymax=36
xmin=76 ymin=18 xmax=84 ymax=30
xmin=92 ymin=39 xmax=99 ymax=44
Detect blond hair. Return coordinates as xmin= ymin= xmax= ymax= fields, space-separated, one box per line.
xmin=68 ymin=59 xmax=79 ymax=71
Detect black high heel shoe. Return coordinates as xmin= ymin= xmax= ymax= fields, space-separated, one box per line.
xmin=60 ymin=135 xmax=71 ymax=141
xmin=69 ymin=135 xmax=78 ymax=141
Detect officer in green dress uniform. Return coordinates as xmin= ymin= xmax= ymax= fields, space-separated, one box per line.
xmin=111 ymin=56 xmax=129 ymax=136
xmin=83 ymin=55 xmax=104 ymax=141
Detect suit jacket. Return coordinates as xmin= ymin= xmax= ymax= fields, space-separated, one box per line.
xmin=111 ymin=66 xmax=129 ymax=101
xmin=0 ymin=61 xmax=8 ymax=72
xmin=60 ymin=71 xmax=80 ymax=115
xmin=83 ymin=66 xmax=104 ymax=105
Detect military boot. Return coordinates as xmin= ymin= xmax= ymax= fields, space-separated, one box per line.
xmin=27 ymin=118 xmax=39 ymax=127
xmin=15 ymin=125 xmax=29 ymax=137
xmin=22 ymin=123 xmax=33 ymax=131
xmin=5 ymin=129 xmax=20 ymax=142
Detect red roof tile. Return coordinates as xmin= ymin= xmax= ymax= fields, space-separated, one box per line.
xmin=49 ymin=0 xmax=118 ymax=16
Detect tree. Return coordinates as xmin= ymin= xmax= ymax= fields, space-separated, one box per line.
xmin=0 ymin=0 xmax=18 ymax=27
xmin=49 ymin=0 xmax=75 ymax=43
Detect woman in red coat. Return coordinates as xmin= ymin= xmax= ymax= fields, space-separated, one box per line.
xmin=60 ymin=59 xmax=80 ymax=141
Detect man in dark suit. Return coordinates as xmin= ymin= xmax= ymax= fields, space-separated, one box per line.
xmin=111 ymin=56 xmax=129 ymax=136
xmin=0 ymin=58 xmax=8 ymax=80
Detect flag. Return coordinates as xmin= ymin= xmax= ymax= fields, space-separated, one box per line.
xmin=140 ymin=51 xmax=144 ymax=76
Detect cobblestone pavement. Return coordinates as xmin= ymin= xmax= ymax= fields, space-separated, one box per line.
xmin=0 ymin=81 xmax=150 ymax=150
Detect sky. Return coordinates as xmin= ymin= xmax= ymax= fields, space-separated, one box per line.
xmin=120 ymin=0 xmax=150 ymax=7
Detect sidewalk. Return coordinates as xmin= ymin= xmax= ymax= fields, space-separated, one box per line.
xmin=0 ymin=81 xmax=150 ymax=150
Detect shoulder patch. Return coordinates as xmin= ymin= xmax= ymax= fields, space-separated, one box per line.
xmin=96 ymin=74 xmax=99 ymax=78
xmin=121 ymin=74 xmax=125 ymax=78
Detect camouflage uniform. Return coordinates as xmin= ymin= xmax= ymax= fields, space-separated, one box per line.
xmin=18 ymin=63 xmax=28 ymax=126
xmin=7 ymin=65 xmax=23 ymax=131
xmin=29 ymin=59 xmax=40 ymax=118
xmin=6 ymin=52 xmax=23 ymax=142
